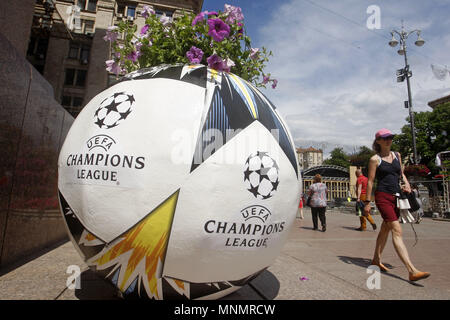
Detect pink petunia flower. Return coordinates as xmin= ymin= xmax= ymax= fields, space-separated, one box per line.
xmin=186 ymin=46 xmax=204 ymax=64
xmin=141 ymin=5 xmax=155 ymax=18
xmin=224 ymin=4 xmax=244 ymax=24
xmin=262 ymin=75 xmax=270 ymax=84
xmin=192 ymin=10 xmax=219 ymax=26
xmin=207 ymin=18 xmax=230 ymax=42
xmin=140 ymin=24 xmax=150 ymax=36
xmin=160 ymin=14 xmax=171 ymax=26
xmin=271 ymin=79 xmax=278 ymax=89
xmin=249 ymin=48 xmax=259 ymax=60
xmin=223 ymin=58 xmax=235 ymax=72
xmin=103 ymin=26 xmax=118 ymax=42
xmin=207 ymin=54 xmax=226 ymax=71
xmin=105 ymin=59 xmax=122 ymax=75
xmin=126 ymin=51 xmax=140 ymax=63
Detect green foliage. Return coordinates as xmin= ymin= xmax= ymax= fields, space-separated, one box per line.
xmin=392 ymin=103 xmax=450 ymax=174
xmin=105 ymin=7 xmax=276 ymax=88
xmin=349 ymin=146 xmax=375 ymax=169
xmin=323 ymin=147 xmax=351 ymax=168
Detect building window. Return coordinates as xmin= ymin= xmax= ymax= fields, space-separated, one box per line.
xmin=64 ymin=69 xmax=76 ymax=85
xmin=61 ymin=95 xmax=84 ymax=107
xmin=75 ymin=70 xmax=87 ymax=86
xmin=64 ymin=68 xmax=87 ymax=87
xmin=127 ymin=5 xmax=136 ymax=18
xmin=77 ymin=0 xmax=97 ymax=12
xmin=155 ymin=9 xmax=173 ymax=18
xmin=68 ymin=42 xmax=91 ymax=64
xmin=83 ymin=19 xmax=95 ymax=34
xmin=74 ymin=19 xmax=95 ymax=34
xmin=116 ymin=3 xmax=137 ymax=19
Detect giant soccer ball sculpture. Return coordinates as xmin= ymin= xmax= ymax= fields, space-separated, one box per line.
xmin=58 ymin=64 xmax=301 ymax=299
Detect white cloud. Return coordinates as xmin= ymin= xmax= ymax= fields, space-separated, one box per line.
xmin=256 ymin=0 xmax=450 ymax=157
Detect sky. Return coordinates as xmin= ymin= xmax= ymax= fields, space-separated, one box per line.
xmin=203 ymin=0 xmax=450 ymax=158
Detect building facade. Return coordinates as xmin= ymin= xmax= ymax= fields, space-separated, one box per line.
xmin=27 ymin=0 xmax=203 ymax=117
xmin=296 ymin=147 xmax=323 ymax=170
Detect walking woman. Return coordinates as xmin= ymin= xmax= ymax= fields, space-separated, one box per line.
xmin=364 ymin=129 xmax=430 ymax=282
xmin=308 ymin=174 xmax=328 ymax=232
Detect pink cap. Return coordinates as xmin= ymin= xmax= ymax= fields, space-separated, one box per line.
xmin=375 ymin=128 xmax=394 ymax=139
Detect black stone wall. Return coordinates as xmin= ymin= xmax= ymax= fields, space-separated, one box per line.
xmin=0 ymin=32 xmax=73 ymax=267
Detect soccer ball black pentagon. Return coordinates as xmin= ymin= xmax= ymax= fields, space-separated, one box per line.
xmin=244 ymin=151 xmax=279 ymax=200
xmin=94 ymin=92 xmax=135 ymax=129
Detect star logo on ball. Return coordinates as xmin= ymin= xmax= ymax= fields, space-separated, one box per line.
xmin=94 ymin=92 xmax=135 ymax=129
xmin=243 ymin=152 xmax=280 ymax=200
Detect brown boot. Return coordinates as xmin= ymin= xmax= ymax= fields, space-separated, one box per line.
xmin=409 ymin=271 xmax=431 ymax=281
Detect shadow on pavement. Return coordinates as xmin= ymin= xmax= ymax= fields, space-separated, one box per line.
xmin=0 ymin=238 xmax=68 ymax=277
xmin=338 ymin=256 xmax=424 ymax=287
xmin=75 ymin=269 xmax=281 ymax=300
xmin=246 ymin=269 xmax=280 ymax=300
xmin=75 ymin=269 xmax=120 ymax=300
xmin=300 ymin=227 xmax=316 ymax=231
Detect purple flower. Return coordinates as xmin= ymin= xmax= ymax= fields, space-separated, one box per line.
xmin=105 ymin=59 xmax=122 ymax=76
xmin=103 ymin=26 xmax=118 ymax=42
xmin=271 ymin=79 xmax=278 ymax=89
xmin=207 ymin=54 xmax=226 ymax=71
xmin=249 ymin=48 xmax=259 ymax=60
xmin=223 ymin=58 xmax=235 ymax=73
xmin=262 ymin=75 xmax=270 ymax=84
xmin=142 ymin=5 xmax=155 ymax=18
xmin=126 ymin=51 xmax=140 ymax=63
xmin=207 ymin=18 xmax=230 ymax=42
xmin=160 ymin=14 xmax=171 ymax=26
xmin=224 ymin=4 xmax=244 ymax=24
xmin=192 ymin=10 xmax=219 ymax=26
xmin=186 ymin=46 xmax=204 ymax=64
xmin=140 ymin=24 xmax=149 ymax=36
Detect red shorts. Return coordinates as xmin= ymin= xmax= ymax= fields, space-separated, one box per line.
xmin=299 ymin=199 xmax=304 ymax=208
xmin=375 ymin=191 xmax=399 ymax=222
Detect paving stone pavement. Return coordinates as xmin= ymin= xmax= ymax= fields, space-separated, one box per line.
xmin=0 ymin=210 xmax=449 ymax=300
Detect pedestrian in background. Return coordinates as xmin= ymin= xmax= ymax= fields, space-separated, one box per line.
xmin=308 ymin=174 xmax=328 ymax=232
xmin=298 ymin=193 xmax=305 ymax=219
xmin=365 ymin=128 xmax=430 ymax=282
xmin=355 ymin=169 xmax=377 ymax=231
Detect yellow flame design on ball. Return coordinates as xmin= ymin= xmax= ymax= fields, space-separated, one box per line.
xmin=91 ymin=191 xmax=179 ymax=299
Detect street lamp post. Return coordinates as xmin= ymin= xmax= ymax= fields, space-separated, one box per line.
xmin=388 ymin=24 xmax=425 ymax=165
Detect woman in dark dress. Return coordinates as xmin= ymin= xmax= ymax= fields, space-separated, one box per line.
xmin=364 ymin=129 xmax=430 ymax=282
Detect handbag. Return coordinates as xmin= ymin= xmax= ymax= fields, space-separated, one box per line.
xmin=397 ymin=191 xmax=411 ymax=210
xmin=306 ymin=195 xmax=312 ymax=207
xmin=406 ymin=192 xmax=420 ymax=212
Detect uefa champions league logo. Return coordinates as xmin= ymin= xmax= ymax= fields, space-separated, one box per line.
xmin=243 ymin=152 xmax=279 ymax=200
xmin=94 ymin=92 xmax=135 ymax=129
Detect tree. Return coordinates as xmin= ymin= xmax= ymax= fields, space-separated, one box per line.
xmin=392 ymin=103 xmax=450 ymax=174
xmin=349 ymin=146 xmax=375 ymax=169
xmin=323 ymin=147 xmax=351 ymax=168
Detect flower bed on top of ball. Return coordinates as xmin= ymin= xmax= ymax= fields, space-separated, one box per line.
xmin=103 ymin=4 xmax=278 ymax=89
